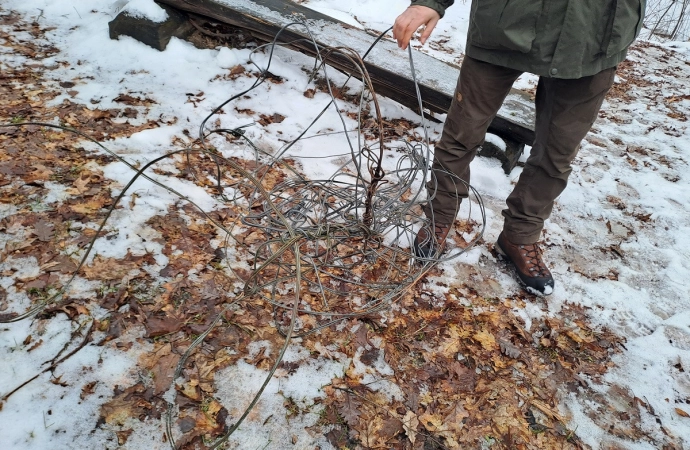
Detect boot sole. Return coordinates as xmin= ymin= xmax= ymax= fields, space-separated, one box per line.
xmin=493 ymin=241 xmax=551 ymax=297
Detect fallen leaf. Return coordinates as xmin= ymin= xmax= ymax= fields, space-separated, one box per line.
xmin=473 ymin=330 xmax=498 ymax=351
xmin=438 ymin=324 xmax=466 ymax=358
xmin=82 ymin=255 xmax=139 ymax=281
xmin=444 ymin=402 xmax=469 ymax=434
xmin=144 ymin=314 xmax=183 ymax=338
xmin=33 ymin=219 xmax=54 ymax=242
xmin=80 ymin=381 xmax=98 ymax=400
xmin=676 ymin=408 xmax=690 ymax=418
xmin=498 ymin=339 xmax=521 ymax=359
xmin=402 ymin=410 xmax=419 ymax=445
xmin=339 ymin=395 xmax=361 ymax=427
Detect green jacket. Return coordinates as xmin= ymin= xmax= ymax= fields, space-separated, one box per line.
xmin=411 ymin=0 xmax=646 ymax=79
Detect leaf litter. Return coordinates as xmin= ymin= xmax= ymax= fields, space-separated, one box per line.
xmin=1 ymin=1 xmax=690 ymax=450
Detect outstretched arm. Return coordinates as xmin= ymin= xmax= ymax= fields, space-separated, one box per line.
xmin=392 ymin=5 xmax=441 ymax=50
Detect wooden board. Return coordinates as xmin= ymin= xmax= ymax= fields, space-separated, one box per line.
xmin=156 ymin=0 xmax=536 ymax=145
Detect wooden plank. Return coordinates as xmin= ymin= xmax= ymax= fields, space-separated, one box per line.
xmin=156 ymin=0 xmax=536 ymax=145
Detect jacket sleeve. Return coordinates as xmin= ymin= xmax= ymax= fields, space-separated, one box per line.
xmin=410 ymin=0 xmax=455 ymax=18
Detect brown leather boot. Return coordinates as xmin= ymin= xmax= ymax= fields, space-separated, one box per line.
xmin=413 ymin=222 xmax=452 ymax=259
xmin=495 ymin=232 xmax=554 ymax=296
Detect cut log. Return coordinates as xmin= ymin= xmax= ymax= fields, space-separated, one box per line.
xmin=156 ymin=0 xmax=536 ymax=150
xmin=479 ymin=138 xmax=525 ymax=175
xmin=109 ymin=2 xmax=193 ymax=51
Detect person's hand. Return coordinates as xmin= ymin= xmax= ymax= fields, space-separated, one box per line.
xmin=392 ymin=5 xmax=440 ymax=50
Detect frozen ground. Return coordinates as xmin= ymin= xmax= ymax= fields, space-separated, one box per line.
xmin=1 ymin=1 xmax=689 ymax=449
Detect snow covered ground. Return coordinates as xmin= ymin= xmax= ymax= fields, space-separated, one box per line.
xmin=1 ymin=0 xmax=689 ymax=449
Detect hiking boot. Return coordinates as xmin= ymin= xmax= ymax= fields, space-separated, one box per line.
xmin=495 ymin=232 xmax=554 ymax=296
xmin=413 ymin=222 xmax=451 ymax=259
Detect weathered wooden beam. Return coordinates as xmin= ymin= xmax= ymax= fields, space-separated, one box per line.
xmin=479 ymin=139 xmax=525 ymax=175
xmin=156 ymin=0 xmax=536 ymax=148
xmin=109 ymin=3 xmax=193 ymax=51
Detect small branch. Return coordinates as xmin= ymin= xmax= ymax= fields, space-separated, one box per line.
xmin=1 ymin=322 xmax=96 ymax=405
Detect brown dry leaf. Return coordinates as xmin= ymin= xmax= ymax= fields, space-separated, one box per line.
xmin=419 ymin=411 xmax=444 ymax=432
xmin=421 ymin=410 xmax=461 ymax=449
xmin=82 ymin=255 xmax=139 ymax=281
xmin=498 ymin=339 xmax=522 ymax=359
xmin=492 ymin=403 xmax=524 ymax=435
xmin=194 ymin=399 xmax=224 ymax=433
xmin=359 ymin=415 xmax=387 ymax=448
xmin=152 ymin=352 xmax=180 ymax=395
xmin=177 ymin=378 xmax=201 ymax=401
xmin=676 ymin=407 xmax=690 ymax=418
xmin=438 ymin=324 xmax=466 ymax=358
xmin=380 ymin=417 xmax=404 ymax=440
xmin=444 ymin=402 xmax=469 ymax=434
xmin=402 ymin=410 xmax=419 ymax=445
xmin=258 ymin=113 xmax=285 ymax=126
xmin=339 ymin=395 xmax=361 ymax=427
xmin=565 ymin=327 xmax=595 ymax=344
xmin=473 ymin=330 xmax=498 ymax=351
xmin=33 ymin=219 xmax=54 ymax=242
xmin=70 ymin=197 xmax=107 ymax=214
xmin=530 ymin=399 xmax=566 ymax=423
xmin=101 ymin=397 xmax=137 ymax=426
xmin=113 ymin=93 xmax=155 ymax=106
xmin=229 ymin=65 xmax=245 ymax=76
xmin=80 ymin=381 xmax=98 ymax=400
xmin=144 ymin=314 xmax=183 ymax=338
xmin=449 ymin=361 xmax=476 ymax=392
xmin=115 ymin=429 xmax=133 ymax=446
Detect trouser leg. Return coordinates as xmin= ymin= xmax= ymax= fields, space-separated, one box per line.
xmin=502 ymin=66 xmax=617 ymax=244
xmin=424 ymin=56 xmax=522 ymax=225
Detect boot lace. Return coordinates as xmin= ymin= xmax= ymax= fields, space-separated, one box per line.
xmin=519 ymin=244 xmax=550 ymax=277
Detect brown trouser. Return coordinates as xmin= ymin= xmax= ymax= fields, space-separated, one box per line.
xmin=424 ymin=56 xmax=616 ymax=244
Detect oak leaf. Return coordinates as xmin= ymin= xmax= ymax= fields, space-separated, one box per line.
xmin=82 ymin=255 xmax=139 ymax=281
xmin=339 ymin=396 xmax=361 ymax=427
xmin=33 ymin=219 xmax=54 ymax=242
xmin=498 ymin=339 xmax=521 ymax=359
xmin=473 ymin=330 xmax=498 ymax=351
xmin=438 ymin=324 xmax=467 ymax=358
xmin=402 ymin=410 xmax=419 ymax=445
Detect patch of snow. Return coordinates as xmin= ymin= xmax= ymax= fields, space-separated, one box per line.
xmin=121 ymin=0 xmax=169 ymax=23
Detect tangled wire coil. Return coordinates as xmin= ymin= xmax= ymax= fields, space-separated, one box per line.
xmin=0 ymin=20 xmax=486 ymax=448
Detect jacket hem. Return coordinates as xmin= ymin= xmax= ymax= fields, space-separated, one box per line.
xmin=465 ymin=45 xmax=628 ymax=79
